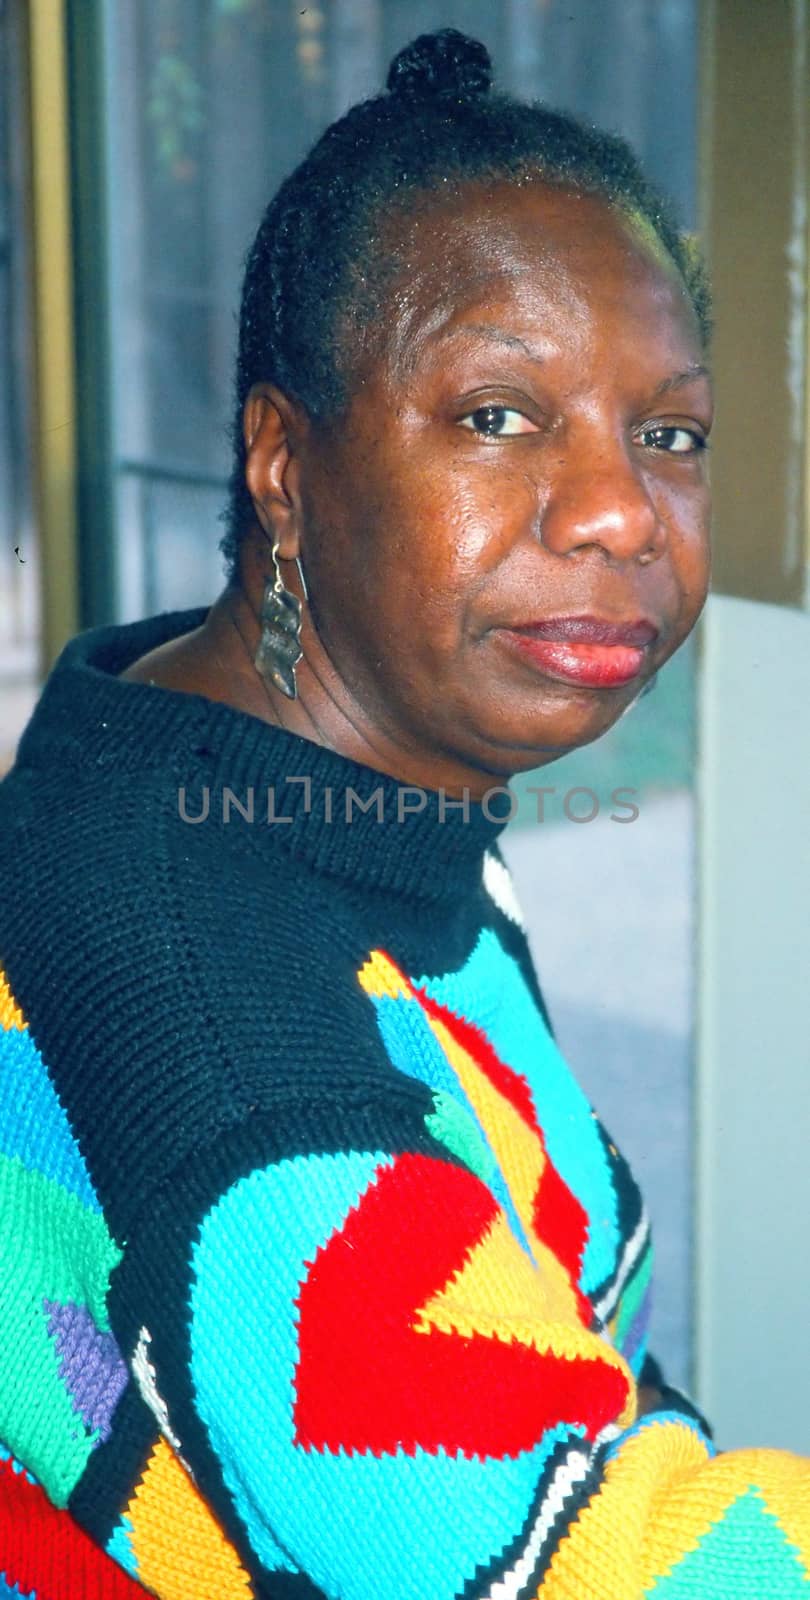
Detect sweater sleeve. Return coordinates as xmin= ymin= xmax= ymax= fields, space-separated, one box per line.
xmin=637 ymin=1350 xmax=714 ymax=1437
xmin=106 ymin=1093 xmax=810 ymax=1600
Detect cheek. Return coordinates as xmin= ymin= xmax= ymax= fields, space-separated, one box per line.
xmin=649 ymin=464 xmax=709 ymax=545
xmin=401 ymin=462 xmax=530 ymax=593
xmin=676 ymin=491 xmax=711 ymax=578
xmin=658 ymin=482 xmax=712 ymax=626
xmin=310 ymin=433 xmax=536 ymax=678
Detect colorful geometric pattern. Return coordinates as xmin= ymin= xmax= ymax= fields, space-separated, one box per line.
xmin=361 ymin=946 xmax=592 ymax=1279
xmin=0 ymin=968 xmax=251 ymax=1599
xmin=0 ymin=967 xmax=124 ymax=1505
xmin=0 ymin=1445 xmax=144 ymax=1600
xmin=4 ymin=929 xmax=810 ymax=1600
xmin=185 ymin=938 xmax=647 ymax=1598
xmin=368 ymin=929 xmax=625 ymax=1296
xmin=190 ymin=1145 xmax=607 ymax=1600
xmin=108 ymin=1437 xmax=255 ymax=1600
xmin=43 ymin=1301 xmax=128 ymax=1444
xmin=294 ymin=1151 xmax=629 ymax=1455
xmin=540 ymin=1418 xmax=810 ymax=1598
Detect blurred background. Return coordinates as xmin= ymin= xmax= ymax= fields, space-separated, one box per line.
xmin=1 ymin=0 xmax=808 ymax=1447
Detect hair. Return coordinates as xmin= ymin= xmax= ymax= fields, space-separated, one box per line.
xmin=220 ymin=27 xmax=711 ymax=579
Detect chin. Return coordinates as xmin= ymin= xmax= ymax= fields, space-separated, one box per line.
xmin=472 ymin=694 xmax=632 ymax=769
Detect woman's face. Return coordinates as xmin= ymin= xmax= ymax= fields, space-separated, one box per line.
xmin=292 ymin=181 xmax=713 ymax=781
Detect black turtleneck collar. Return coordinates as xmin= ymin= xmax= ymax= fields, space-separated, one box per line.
xmin=14 ymin=609 xmax=511 ymax=902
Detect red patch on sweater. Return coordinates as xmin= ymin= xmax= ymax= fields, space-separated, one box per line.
xmin=0 ymin=1451 xmax=145 ymax=1598
xmin=293 ymin=1152 xmax=626 ymax=1458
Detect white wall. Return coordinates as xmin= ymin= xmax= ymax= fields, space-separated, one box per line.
xmin=696 ymin=593 xmax=810 ymax=1450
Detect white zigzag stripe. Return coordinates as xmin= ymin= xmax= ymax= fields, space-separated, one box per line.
xmin=132 ymin=1326 xmax=182 ymax=1453
xmin=593 ymin=1420 xmax=622 ymax=1451
xmin=483 ymin=852 xmax=526 ymax=928
xmin=593 ymin=1207 xmax=650 ymax=1327
xmin=131 ymin=1325 xmax=195 ymax=1479
xmin=485 ymin=1449 xmax=591 ymax=1600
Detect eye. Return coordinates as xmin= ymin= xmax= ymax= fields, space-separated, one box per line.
xmin=458 ymin=404 xmax=537 ymax=438
xmin=638 ymin=424 xmax=708 ymax=455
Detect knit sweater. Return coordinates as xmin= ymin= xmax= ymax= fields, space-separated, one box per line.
xmin=0 ymin=608 xmax=808 ymax=1600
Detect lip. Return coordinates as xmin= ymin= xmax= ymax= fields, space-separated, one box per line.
xmin=506 ymin=615 xmax=659 ymax=647
xmin=499 ymin=615 xmax=659 ymax=688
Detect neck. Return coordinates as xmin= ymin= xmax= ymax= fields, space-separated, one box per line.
xmin=195 ymin=584 xmax=517 ymax=802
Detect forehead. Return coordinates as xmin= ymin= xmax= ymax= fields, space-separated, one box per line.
xmin=371 ymin=180 xmax=701 ymax=381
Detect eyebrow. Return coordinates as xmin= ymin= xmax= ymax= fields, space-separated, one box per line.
xmin=427 ymin=322 xmax=549 ymax=364
xmin=649 ymin=364 xmax=712 ymax=398
xmin=428 ymin=327 xmax=712 ymax=395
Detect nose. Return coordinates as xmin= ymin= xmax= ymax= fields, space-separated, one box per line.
xmin=539 ymin=434 xmax=662 ymax=565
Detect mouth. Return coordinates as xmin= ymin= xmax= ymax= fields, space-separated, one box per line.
xmin=498 ymin=614 xmax=659 ymax=689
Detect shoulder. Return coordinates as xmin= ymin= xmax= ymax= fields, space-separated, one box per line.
xmin=0 ymin=767 xmax=398 ymax=1240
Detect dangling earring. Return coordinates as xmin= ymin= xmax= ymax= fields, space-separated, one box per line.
xmin=254 ymin=541 xmax=304 ymax=699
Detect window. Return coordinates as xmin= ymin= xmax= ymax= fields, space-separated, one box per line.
xmin=0 ymin=0 xmax=38 ymax=770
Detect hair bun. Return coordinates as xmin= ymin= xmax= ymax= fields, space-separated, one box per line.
xmin=386 ymin=29 xmax=493 ymax=105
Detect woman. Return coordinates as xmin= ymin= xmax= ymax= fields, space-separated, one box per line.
xmin=0 ymin=28 xmax=807 ymax=1600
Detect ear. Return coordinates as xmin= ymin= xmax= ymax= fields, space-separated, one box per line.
xmin=243 ymin=383 xmax=308 ymax=560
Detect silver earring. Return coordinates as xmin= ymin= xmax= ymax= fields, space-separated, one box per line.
xmin=254 ymin=541 xmax=304 ymax=700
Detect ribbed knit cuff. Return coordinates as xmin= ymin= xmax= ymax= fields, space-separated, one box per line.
xmin=639 ymin=1353 xmax=714 ymax=1440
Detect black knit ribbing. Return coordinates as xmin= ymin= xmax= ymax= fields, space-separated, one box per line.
xmin=0 ymin=611 xmax=513 ymax=1241
xmin=13 ymin=610 xmax=507 ymax=901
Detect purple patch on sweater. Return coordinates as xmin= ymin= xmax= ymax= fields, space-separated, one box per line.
xmin=43 ymin=1299 xmax=128 ymax=1441
xmin=621 ymin=1282 xmax=653 ymax=1366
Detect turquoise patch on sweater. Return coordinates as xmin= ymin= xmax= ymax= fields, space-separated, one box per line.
xmin=0 ymin=1023 xmax=101 ymax=1213
xmin=371 ymin=991 xmax=531 ymax=1254
xmin=647 ymin=1486 xmax=809 ymax=1598
xmin=0 ymin=1576 xmax=37 ymax=1599
xmin=190 ymin=1150 xmax=571 ymax=1600
xmin=417 ymin=929 xmax=620 ymax=1293
xmin=106 ymin=1513 xmax=138 ymax=1578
